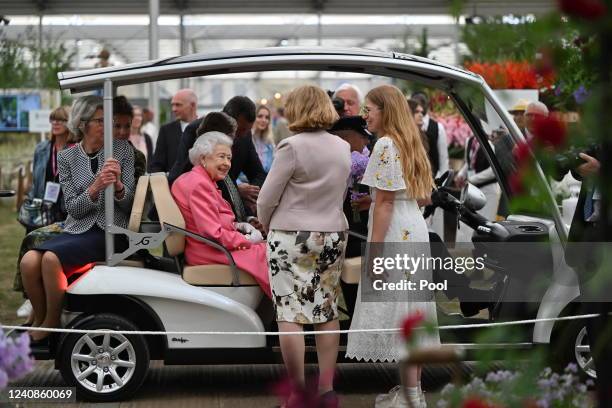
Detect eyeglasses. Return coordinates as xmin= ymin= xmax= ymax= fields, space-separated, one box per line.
xmin=49 ymin=118 xmax=67 ymax=124
xmin=88 ymin=117 xmax=105 ymax=126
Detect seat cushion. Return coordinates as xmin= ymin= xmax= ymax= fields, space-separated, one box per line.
xmin=183 ymin=264 xmax=258 ymax=286
xmin=342 ymin=257 xmax=361 ymax=284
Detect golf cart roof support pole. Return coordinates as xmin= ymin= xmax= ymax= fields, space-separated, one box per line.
xmin=149 ymin=0 xmax=160 ymax=136
xmin=103 ymin=78 xmax=115 ymax=262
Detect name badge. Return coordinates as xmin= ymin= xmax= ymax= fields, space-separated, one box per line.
xmin=44 ymin=182 xmax=61 ymax=203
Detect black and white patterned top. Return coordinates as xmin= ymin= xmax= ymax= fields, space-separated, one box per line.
xmin=58 ymin=139 xmax=135 ymax=234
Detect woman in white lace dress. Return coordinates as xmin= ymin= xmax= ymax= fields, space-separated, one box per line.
xmin=346 ymin=85 xmax=440 ymax=408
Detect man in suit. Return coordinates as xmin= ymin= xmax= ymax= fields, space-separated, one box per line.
xmin=169 ymin=96 xmax=266 ymax=214
xmin=149 ymin=89 xmax=198 ymax=173
xmin=565 ymin=151 xmax=612 ymax=405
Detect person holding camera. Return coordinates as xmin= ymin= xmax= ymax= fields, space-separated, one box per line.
xmin=333 ymin=83 xmax=363 ymax=117
xmin=563 ymin=149 xmax=612 ymax=405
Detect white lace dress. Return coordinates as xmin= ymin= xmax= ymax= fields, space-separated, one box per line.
xmin=345 ymin=136 xmax=440 ymax=362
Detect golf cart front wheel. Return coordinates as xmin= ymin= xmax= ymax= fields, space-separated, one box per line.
xmin=58 ymin=314 xmax=150 ymax=402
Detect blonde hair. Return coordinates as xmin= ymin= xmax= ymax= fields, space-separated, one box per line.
xmin=253 ymin=105 xmax=274 ymax=144
xmin=49 ymin=105 xmax=78 ymax=142
xmin=285 ymin=85 xmax=338 ymax=133
xmin=366 ymin=85 xmax=433 ymax=199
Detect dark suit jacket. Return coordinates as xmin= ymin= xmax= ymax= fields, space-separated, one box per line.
xmin=150 ymin=120 xmax=182 ymax=173
xmin=168 ymin=119 xmax=266 ymax=187
xmin=168 ymin=118 xmax=203 ymax=184
xmin=565 ymin=172 xmax=604 ymax=283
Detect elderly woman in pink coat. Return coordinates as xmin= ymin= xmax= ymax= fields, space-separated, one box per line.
xmin=171 ymin=131 xmax=271 ymax=297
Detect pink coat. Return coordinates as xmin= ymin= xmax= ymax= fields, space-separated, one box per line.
xmin=171 ymin=165 xmax=271 ymax=297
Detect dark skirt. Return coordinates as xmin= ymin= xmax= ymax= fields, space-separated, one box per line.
xmin=35 ymin=226 xmax=127 ymax=275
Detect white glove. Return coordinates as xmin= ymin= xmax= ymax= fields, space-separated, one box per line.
xmin=245 ymin=228 xmax=264 ymax=244
xmin=235 ymin=222 xmax=255 ymax=234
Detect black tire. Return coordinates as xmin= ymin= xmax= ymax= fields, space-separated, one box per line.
xmin=58 ymin=313 xmax=150 ymax=402
xmin=550 ymin=319 xmax=596 ymax=379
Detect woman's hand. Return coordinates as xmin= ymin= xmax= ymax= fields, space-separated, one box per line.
xmin=88 ymin=168 xmax=116 ymax=200
xmin=102 ymin=158 xmax=123 ymax=190
xmin=351 ymin=194 xmax=372 ymax=212
xmin=417 ymin=195 xmax=432 ymax=207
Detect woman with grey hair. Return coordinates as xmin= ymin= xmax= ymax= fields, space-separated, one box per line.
xmin=19 ymin=95 xmax=135 ymax=346
xmin=171 ymin=131 xmax=271 ymax=296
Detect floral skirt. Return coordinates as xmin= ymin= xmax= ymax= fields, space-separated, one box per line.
xmin=267 ymin=230 xmax=346 ymax=325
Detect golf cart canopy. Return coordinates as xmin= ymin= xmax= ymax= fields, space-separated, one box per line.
xmin=57 ymin=46 xmax=482 ymax=93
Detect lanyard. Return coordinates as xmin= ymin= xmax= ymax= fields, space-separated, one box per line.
xmin=51 ymin=144 xmax=58 ymax=178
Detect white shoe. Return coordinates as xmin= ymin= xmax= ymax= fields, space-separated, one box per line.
xmin=376 ymin=385 xmax=424 ymax=408
xmin=419 ymin=390 xmax=427 ymax=408
xmin=17 ymin=300 xmax=32 ymax=318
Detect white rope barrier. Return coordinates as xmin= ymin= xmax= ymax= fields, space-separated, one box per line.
xmin=1 ymin=313 xmax=601 ymax=336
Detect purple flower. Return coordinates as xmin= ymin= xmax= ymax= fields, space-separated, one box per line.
xmin=0 ymin=330 xmax=34 ymax=390
xmin=573 ymin=85 xmax=589 ymax=104
xmin=0 ymin=369 xmax=7 ymax=389
xmin=350 ymin=149 xmax=370 ymax=181
xmin=554 ymin=82 xmax=564 ymax=97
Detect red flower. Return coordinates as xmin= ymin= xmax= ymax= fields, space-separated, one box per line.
xmin=464 ymin=61 xmax=553 ymax=90
xmin=558 ymin=0 xmax=608 ymax=20
xmin=532 ymin=115 xmax=567 ymax=147
xmin=462 ymin=397 xmax=493 ymax=408
xmin=509 ymin=171 xmax=525 ymax=195
xmin=401 ymin=312 xmax=424 ymax=340
xmin=513 ymin=142 xmax=532 ymax=165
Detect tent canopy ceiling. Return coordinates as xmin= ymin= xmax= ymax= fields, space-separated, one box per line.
xmin=1 ymin=0 xmax=555 ymax=16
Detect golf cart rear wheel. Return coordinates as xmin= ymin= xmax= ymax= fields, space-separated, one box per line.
xmin=552 ymin=320 xmax=596 ymax=379
xmin=58 ymin=314 xmax=150 ymax=402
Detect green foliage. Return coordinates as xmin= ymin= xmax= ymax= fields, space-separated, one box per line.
xmin=461 ymin=16 xmax=555 ymax=64
xmin=0 ymin=33 xmax=34 ymax=89
xmin=0 ymin=29 xmax=73 ymax=90
xmin=39 ymin=42 xmax=74 ymax=89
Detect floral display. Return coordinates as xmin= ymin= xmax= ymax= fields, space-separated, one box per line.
xmin=436 ymin=364 xmax=593 ymax=408
xmin=431 ymin=114 xmax=473 ymax=158
xmin=464 ymin=61 xmax=555 ymax=90
xmin=0 ymin=330 xmax=34 ymax=390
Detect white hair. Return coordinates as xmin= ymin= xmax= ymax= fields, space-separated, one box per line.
xmin=188 ymin=131 xmax=233 ymax=166
xmin=526 ymin=101 xmax=549 ymax=116
xmin=333 ymin=83 xmax=364 ymax=103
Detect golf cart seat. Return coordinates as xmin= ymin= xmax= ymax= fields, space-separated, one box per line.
xmin=148 ymin=172 xmax=258 ymax=287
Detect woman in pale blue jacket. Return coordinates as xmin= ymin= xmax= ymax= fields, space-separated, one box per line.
xmin=24 ymin=106 xmax=75 ymax=232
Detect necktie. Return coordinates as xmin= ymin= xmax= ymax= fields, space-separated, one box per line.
xmin=583 ymin=188 xmax=595 ymax=221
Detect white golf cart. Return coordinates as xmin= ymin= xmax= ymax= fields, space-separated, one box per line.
xmin=35 ymin=47 xmax=588 ymax=401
